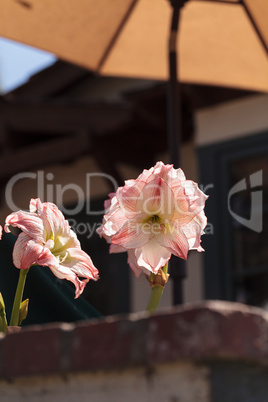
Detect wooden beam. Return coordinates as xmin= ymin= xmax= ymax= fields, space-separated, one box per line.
xmin=0 ymin=134 xmax=90 ymax=180
xmin=0 ymin=101 xmax=132 ymax=135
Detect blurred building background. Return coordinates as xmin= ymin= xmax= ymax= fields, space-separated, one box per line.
xmin=0 ymin=39 xmax=267 ymax=318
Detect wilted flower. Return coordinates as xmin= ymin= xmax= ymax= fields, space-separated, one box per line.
xmin=98 ymin=162 xmax=208 ymax=277
xmin=5 ymin=198 xmax=99 ymax=298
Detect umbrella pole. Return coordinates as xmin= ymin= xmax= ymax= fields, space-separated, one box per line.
xmin=167 ymin=0 xmax=188 ymax=305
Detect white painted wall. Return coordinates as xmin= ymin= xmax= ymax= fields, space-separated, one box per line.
xmin=0 ymin=362 xmax=210 ymax=402
xmin=196 ymin=94 xmax=268 ymax=146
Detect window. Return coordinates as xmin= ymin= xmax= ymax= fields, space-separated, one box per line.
xmin=199 ymin=131 xmax=268 ymax=308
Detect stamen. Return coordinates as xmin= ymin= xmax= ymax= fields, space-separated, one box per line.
xmin=150 ymin=215 xmax=160 ymax=224
xmin=59 ymin=251 xmax=68 ymax=263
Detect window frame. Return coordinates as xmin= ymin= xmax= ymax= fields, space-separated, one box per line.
xmin=198 ymin=130 xmax=268 ymax=302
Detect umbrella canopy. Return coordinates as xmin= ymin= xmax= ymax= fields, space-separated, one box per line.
xmin=0 ymin=0 xmax=267 ymax=92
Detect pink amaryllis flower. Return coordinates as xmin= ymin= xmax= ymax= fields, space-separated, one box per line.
xmin=97 ymin=161 xmax=208 ymax=277
xmin=5 ymin=198 xmax=99 ymax=298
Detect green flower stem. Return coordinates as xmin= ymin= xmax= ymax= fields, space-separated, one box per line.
xmin=10 ymin=268 xmax=30 ymax=326
xmin=146 ymin=284 xmax=165 ymax=313
xmin=146 ymin=263 xmax=168 ymax=313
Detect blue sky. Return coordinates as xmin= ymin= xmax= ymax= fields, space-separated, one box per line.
xmin=0 ymin=37 xmax=56 ymax=94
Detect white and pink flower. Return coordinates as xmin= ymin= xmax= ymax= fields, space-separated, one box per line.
xmin=5 ymin=198 xmax=99 ymax=298
xmin=97 ymin=161 xmax=208 ymax=277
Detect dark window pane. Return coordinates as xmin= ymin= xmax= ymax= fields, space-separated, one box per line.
xmin=229 ymin=154 xmax=268 ymax=307
xmin=199 ymin=131 xmax=268 ymax=304
xmin=235 ymin=273 xmax=268 ymax=308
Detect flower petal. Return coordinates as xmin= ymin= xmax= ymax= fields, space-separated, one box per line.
xmin=136 ymin=162 xmax=186 ymax=188
xmin=12 ymin=232 xmax=54 ymax=269
xmin=136 ymin=178 xmax=174 ymax=219
xmin=183 ymin=181 xmax=208 ymax=213
xmin=62 ymin=247 xmax=99 ymax=279
xmin=31 ymin=199 xmax=81 ymax=252
xmin=181 ymin=210 xmax=207 ymax=250
xmin=109 ymin=244 xmax=126 ymax=253
xmin=135 ymin=238 xmax=171 ymax=274
xmin=5 ymin=210 xmax=44 ymax=241
xmin=104 ymin=192 xmax=116 ymax=211
xmin=102 ymin=207 xmax=128 ymax=237
xmin=50 ymin=248 xmax=99 ymax=298
xmin=127 ymin=249 xmax=149 ymax=277
xmin=116 ymin=179 xmax=145 ymax=216
xmin=111 ymin=216 xmax=150 ymax=249
xmin=171 ymin=185 xmax=196 ymax=225
xmin=32 ymin=198 xmax=73 ymax=245
xmin=172 ymin=181 xmax=208 ymax=226
xmin=156 ymin=221 xmax=189 ymax=260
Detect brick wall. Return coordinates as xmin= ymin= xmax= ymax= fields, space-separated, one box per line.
xmin=1 ymin=301 xmax=268 ymax=401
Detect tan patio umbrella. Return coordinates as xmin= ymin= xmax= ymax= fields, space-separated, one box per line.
xmin=1 ymin=0 xmax=267 ymax=191
xmin=1 ymin=0 xmax=267 ymax=167
xmin=0 ymin=0 xmax=267 ymax=91
xmin=1 ymin=0 xmax=267 ymax=304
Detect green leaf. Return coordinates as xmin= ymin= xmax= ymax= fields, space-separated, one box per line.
xmin=0 ymin=292 xmax=5 ymax=312
xmin=0 ymin=293 xmax=8 ymax=333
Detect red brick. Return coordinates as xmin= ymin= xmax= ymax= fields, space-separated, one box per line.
xmin=71 ymin=318 xmax=138 ymax=371
xmin=2 ymin=326 xmax=62 ymax=378
xmin=146 ymin=302 xmax=268 ymax=364
xmin=1 ymin=301 xmax=268 ymax=379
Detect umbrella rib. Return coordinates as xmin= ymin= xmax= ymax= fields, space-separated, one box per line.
xmin=195 ymin=0 xmax=242 ymax=4
xmin=196 ymin=0 xmax=240 ymax=4
xmin=97 ymin=0 xmax=139 ymax=71
xmin=240 ymin=0 xmax=268 ymax=54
